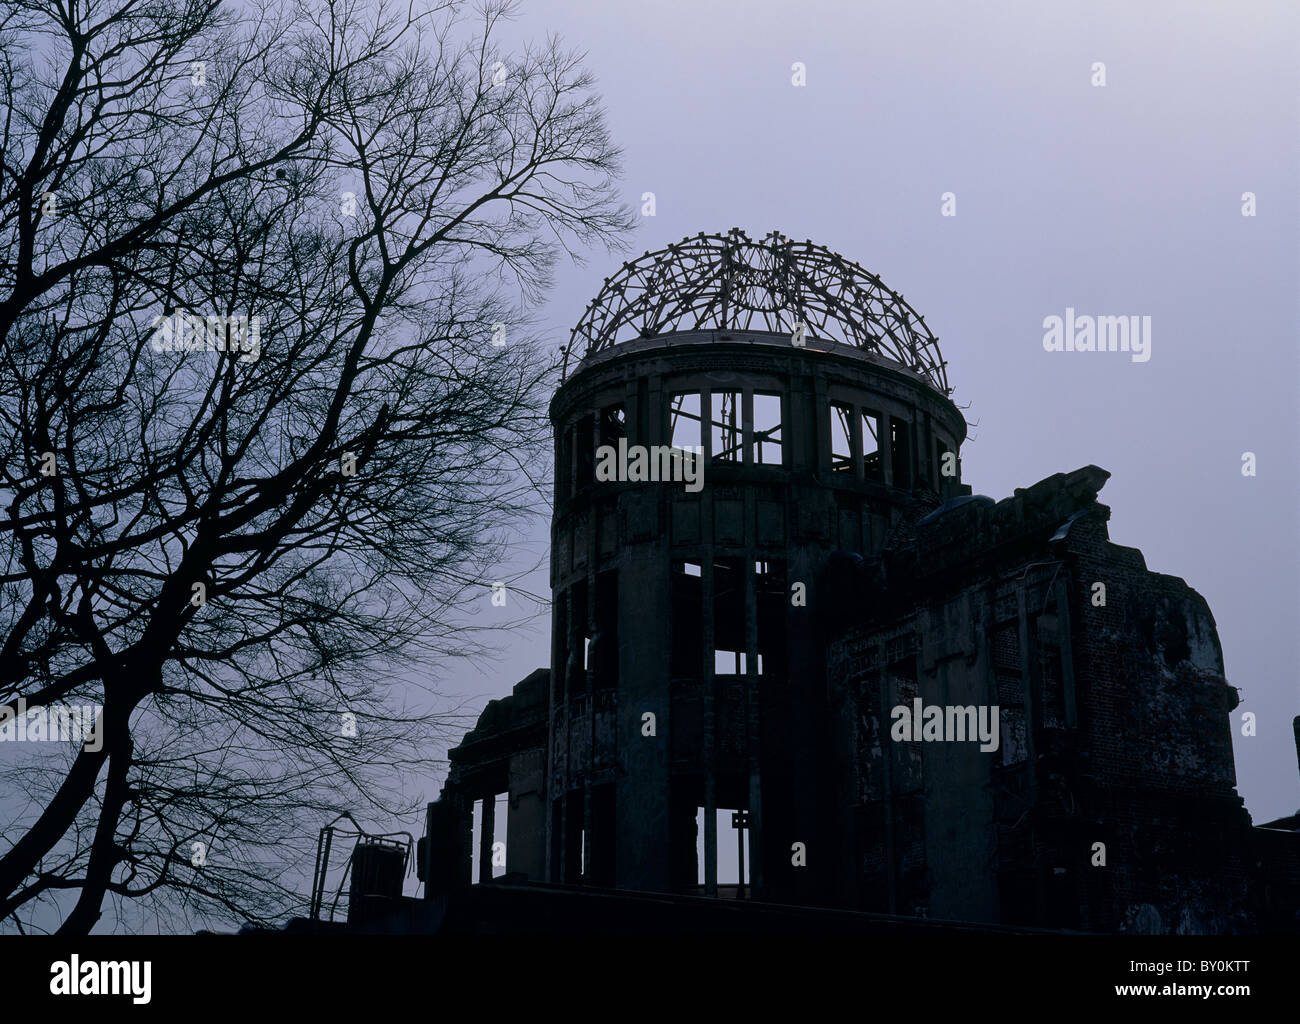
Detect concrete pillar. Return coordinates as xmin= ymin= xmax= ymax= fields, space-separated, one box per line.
xmin=507 ymin=749 xmax=547 ymax=879
xmin=614 ymin=544 xmax=672 ymax=891
xmin=477 ymin=793 xmax=494 ymax=883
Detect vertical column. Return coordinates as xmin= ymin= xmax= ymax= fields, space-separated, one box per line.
xmin=742 ymin=389 xmax=753 ymax=467
xmin=788 ymin=372 xmax=811 ymax=474
xmin=909 ymin=411 xmax=920 ymax=488
xmin=614 ymin=538 xmax=672 ymax=891
xmin=559 ymin=586 xmax=576 ymax=883
xmin=506 ymin=750 xmax=547 ymax=880
xmin=851 ymin=402 xmax=863 ymax=479
xmin=1054 ymin=576 xmax=1078 ymax=728
xmin=544 ymin=633 xmax=556 ymax=884
xmin=478 ymin=794 xmax=495 ymax=883
xmin=881 ymin=414 xmax=895 ymax=487
xmin=1016 ymin=585 xmax=1039 ymax=782
xmin=744 ymin=542 xmax=763 ymax=895
xmin=878 ymin=668 xmax=897 ymax=914
xmin=422 ymin=802 xmax=436 ymax=899
xmin=700 ymin=385 xmax=717 ymax=897
xmin=811 ymin=375 xmax=829 ymax=475
xmin=583 ymin=554 xmax=597 ymax=883
xmin=701 ymin=552 xmax=718 ymax=897
xmin=1016 ymin=583 xmax=1043 ymax=921
xmin=646 ymin=374 xmax=663 ymax=447
xmin=922 ymin=411 xmax=935 ymax=488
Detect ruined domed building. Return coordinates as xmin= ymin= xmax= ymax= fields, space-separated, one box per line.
xmin=356 ymin=230 xmax=1298 ymax=935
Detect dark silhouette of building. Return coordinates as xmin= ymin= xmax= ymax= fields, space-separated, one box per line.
xmin=387 ymin=230 xmax=1299 ymax=935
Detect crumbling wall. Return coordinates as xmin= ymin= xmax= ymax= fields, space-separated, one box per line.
xmin=827 ymin=465 xmax=1260 ymax=933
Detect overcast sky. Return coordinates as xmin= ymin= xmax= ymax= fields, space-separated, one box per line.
xmin=5 ymin=0 xmax=1293 ymax=938
xmin=447 ymin=0 xmax=1299 ymax=832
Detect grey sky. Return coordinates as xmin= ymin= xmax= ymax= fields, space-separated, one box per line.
xmin=458 ymin=0 xmax=1298 ymax=830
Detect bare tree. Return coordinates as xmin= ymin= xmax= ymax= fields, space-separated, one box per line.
xmin=0 ymin=0 xmax=632 ymax=933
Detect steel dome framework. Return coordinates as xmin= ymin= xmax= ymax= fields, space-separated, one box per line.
xmin=563 ymin=228 xmax=950 ymax=394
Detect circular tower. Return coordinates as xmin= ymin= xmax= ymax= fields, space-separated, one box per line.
xmin=547 ymin=229 xmax=966 ymax=903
